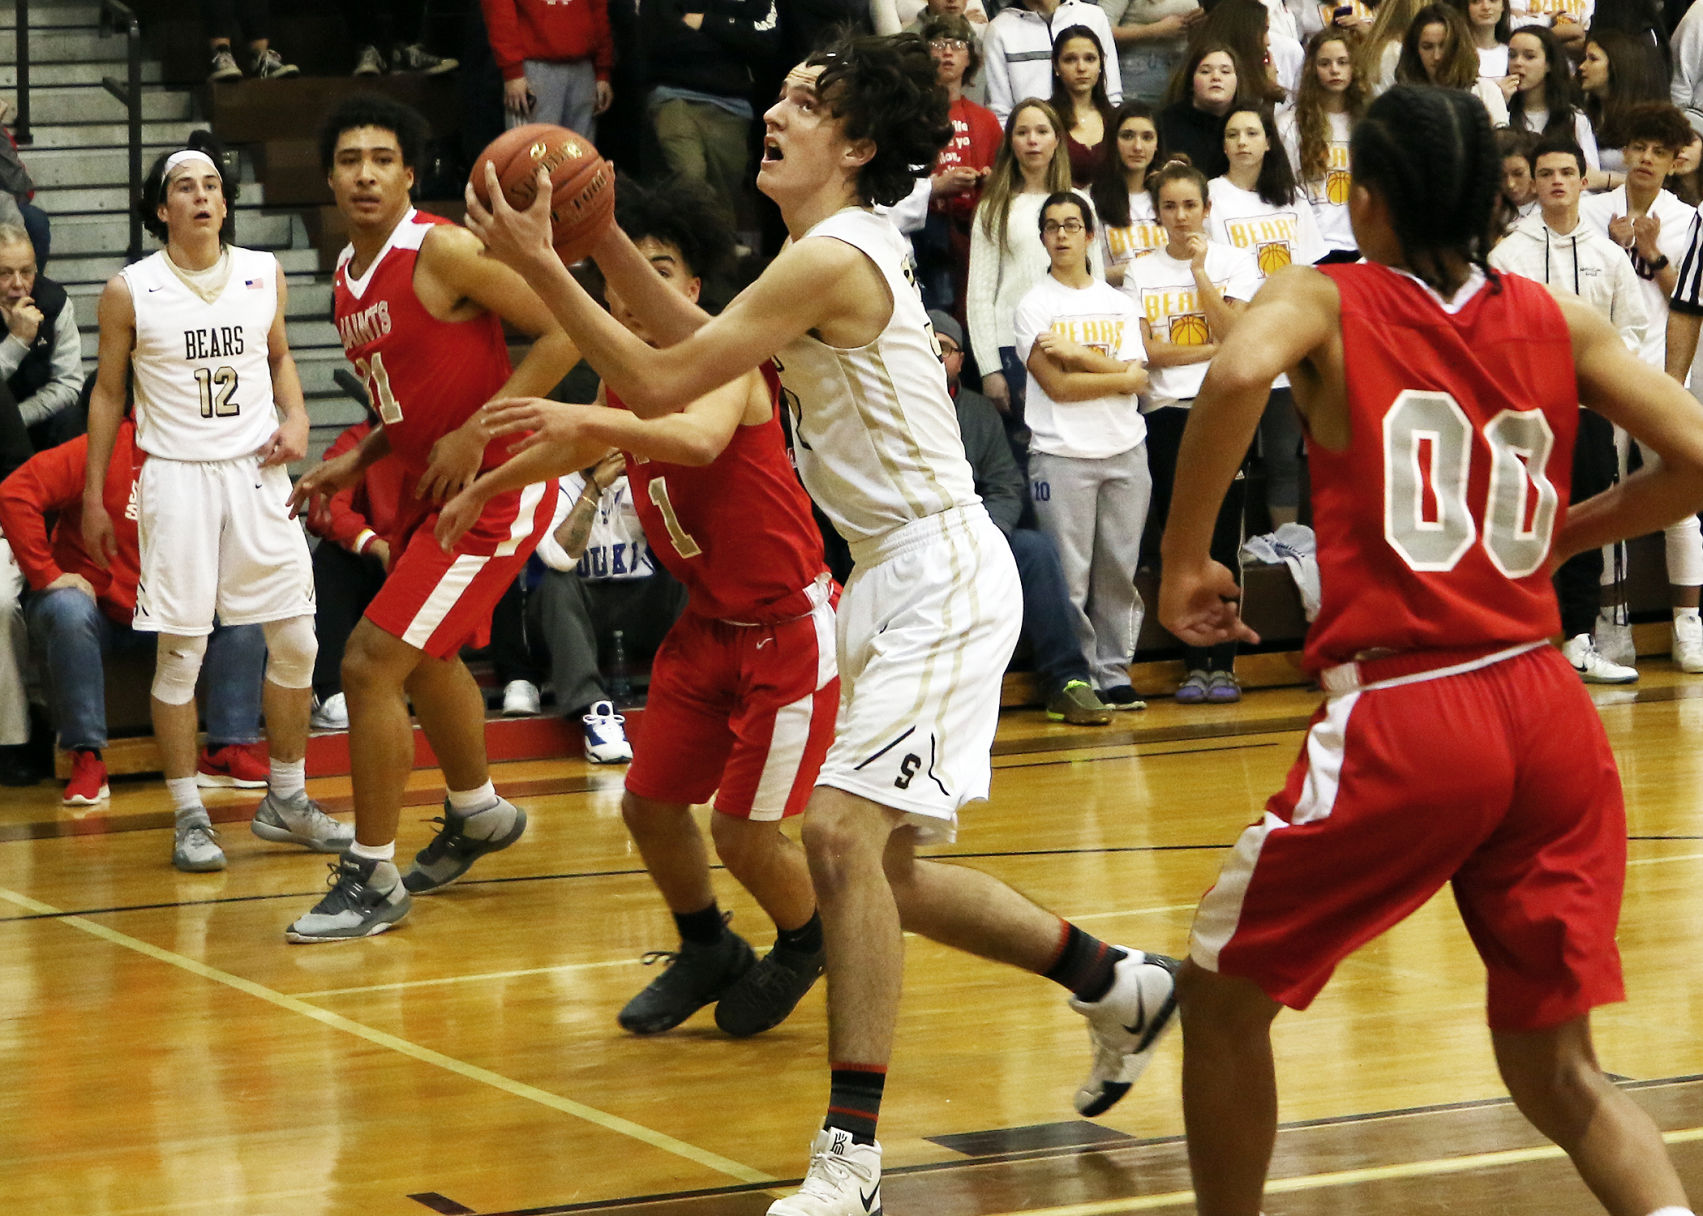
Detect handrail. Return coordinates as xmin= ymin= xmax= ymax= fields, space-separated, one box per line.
xmin=12 ymin=0 xmax=29 ymax=144
xmin=97 ymin=0 xmax=142 ymax=262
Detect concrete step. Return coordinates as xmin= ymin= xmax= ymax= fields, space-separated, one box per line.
xmin=51 ymin=245 xmax=323 ymax=287
xmin=0 ymin=61 xmax=162 ymax=89
xmin=18 ymin=117 xmax=196 ymax=149
xmin=0 ymin=1 xmax=104 ymax=25
xmin=24 ymin=84 xmax=194 ymax=123
xmin=0 ymin=29 xmax=129 ymax=63
xmin=25 ymin=143 xmax=209 ymax=188
xmin=52 ymin=207 xmax=301 ymax=256
xmin=34 ymin=177 xmax=267 ymax=215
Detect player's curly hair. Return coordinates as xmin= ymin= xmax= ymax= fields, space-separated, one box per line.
xmin=138 ymin=130 xmax=239 ymax=243
xmin=613 ymin=174 xmax=736 ymax=281
xmin=317 ymin=93 xmax=431 ymax=173
xmin=1350 ymin=85 xmax=1500 ymax=295
xmin=808 ymin=33 xmax=953 ymax=208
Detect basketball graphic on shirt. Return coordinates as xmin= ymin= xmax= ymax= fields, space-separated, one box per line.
xmin=1170 ymin=313 xmax=1210 ymax=346
xmin=1256 ymin=241 xmax=1292 ymax=276
xmin=1326 ymin=169 xmax=1352 ymax=206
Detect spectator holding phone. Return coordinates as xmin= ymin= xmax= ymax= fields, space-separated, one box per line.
xmin=482 ymin=0 xmax=614 ymax=139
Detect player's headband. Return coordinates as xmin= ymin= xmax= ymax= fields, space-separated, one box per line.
xmin=161 ymin=149 xmax=221 ymax=196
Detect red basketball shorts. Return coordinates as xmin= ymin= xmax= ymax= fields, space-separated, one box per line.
xmin=625 ymin=582 xmax=839 ymax=821
xmin=1189 ymin=642 xmax=1626 ymax=1032
xmin=364 ymin=479 xmax=557 ymax=659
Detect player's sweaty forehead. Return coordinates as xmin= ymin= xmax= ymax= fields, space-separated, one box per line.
xmin=784 ymin=64 xmax=826 ymax=98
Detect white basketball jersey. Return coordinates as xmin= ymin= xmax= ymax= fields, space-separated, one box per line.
xmin=774 ymin=209 xmax=978 ymax=547
xmin=122 ymin=246 xmax=281 ymax=461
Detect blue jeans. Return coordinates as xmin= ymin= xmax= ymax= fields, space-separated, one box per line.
xmin=1007 ymin=527 xmax=1093 ymax=696
xmin=23 ymin=587 xmax=265 ymax=750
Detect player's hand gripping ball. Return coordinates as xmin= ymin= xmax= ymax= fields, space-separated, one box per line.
xmin=470 ymin=123 xmax=615 ymax=263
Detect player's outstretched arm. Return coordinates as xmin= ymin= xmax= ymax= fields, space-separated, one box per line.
xmin=1159 ymin=265 xmax=1337 ymax=646
xmin=80 ymin=276 xmax=134 ymax=568
xmin=258 ymin=272 xmax=309 ymax=468
xmin=465 ymin=163 xmax=860 ymax=418
xmin=1556 ymin=292 xmax=1703 ymax=561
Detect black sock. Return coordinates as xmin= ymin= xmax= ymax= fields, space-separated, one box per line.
xmin=673 ymin=902 xmax=724 ymax=947
xmin=825 ymin=1064 xmax=886 ymax=1144
xmin=775 ymin=910 xmax=823 ymax=956
xmin=1042 ymin=921 xmax=1127 ymax=1003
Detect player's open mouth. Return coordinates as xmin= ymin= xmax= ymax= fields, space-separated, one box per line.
xmin=763 ymin=139 xmax=783 ymax=162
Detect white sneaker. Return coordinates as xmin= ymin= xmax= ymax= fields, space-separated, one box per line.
xmin=1068 ymin=950 xmax=1179 ymax=1116
xmin=1593 ymin=610 xmax=1637 ymax=667
xmin=352 ymin=44 xmax=386 ymax=76
xmin=502 ymin=679 xmax=541 ymax=717
xmin=1673 ymin=612 xmax=1703 ymax=673
xmin=173 ymin=814 xmax=226 ymax=873
xmin=767 ymin=1129 xmax=882 ymax=1216
xmin=1563 ymin=634 xmax=1638 ymax=684
xmin=311 ymin=692 xmax=349 ymax=731
xmin=583 ymin=700 xmax=632 ymax=763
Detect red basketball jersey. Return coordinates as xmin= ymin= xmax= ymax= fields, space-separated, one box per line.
xmin=608 ymin=364 xmax=831 ymax=623
xmin=1304 ymin=263 xmax=1576 ymax=670
xmin=333 ymin=209 xmax=514 ymax=477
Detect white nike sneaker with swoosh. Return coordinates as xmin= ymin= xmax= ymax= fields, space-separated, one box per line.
xmin=1069 ymin=949 xmax=1180 ymax=1116
xmin=767 ymin=1129 xmax=882 ymax=1215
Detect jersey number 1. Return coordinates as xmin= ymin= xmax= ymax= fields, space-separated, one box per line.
xmin=354 ymin=352 xmax=404 ymax=425
xmin=648 ymin=476 xmax=702 ymax=559
xmin=1383 ymin=390 xmax=1559 ymax=579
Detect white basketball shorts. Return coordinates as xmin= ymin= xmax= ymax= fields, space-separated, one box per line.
xmin=816 ymin=503 xmax=1021 ymax=843
xmin=134 ymin=456 xmax=314 ymax=635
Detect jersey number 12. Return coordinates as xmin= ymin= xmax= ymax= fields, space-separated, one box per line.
xmin=194 ymin=366 xmax=240 ymax=418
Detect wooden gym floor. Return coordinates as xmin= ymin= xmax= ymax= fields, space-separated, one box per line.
xmin=1 ymin=668 xmax=1700 ymax=1215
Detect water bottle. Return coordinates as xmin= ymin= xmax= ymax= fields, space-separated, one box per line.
xmin=607 ymin=628 xmax=633 ymax=705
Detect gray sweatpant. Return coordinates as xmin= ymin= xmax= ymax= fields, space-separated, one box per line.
xmin=507 ymin=58 xmax=599 ymax=140
xmin=1029 ymin=442 xmax=1152 ymax=691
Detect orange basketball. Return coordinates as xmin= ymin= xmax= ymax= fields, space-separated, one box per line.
xmin=471 ymin=123 xmax=615 ymax=264
xmin=1326 ymin=169 xmax=1352 ymax=206
xmin=1170 ymin=313 xmax=1210 ymax=347
xmin=1256 ymin=241 xmax=1292 ymax=276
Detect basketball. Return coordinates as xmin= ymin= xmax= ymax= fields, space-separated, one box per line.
xmin=471 ymin=123 xmax=615 ymax=263
xmin=1170 ymin=312 xmax=1210 ymax=346
xmin=1326 ymin=168 xmax=1352 ymax=206
xmin=1256 ymin=241 xmax=1292 ymax=276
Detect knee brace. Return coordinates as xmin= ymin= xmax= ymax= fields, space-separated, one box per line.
xmin=1664 ymin=514 xmax=1703 ymax=587
xmin=152 ymin=633 xmax=209 ymax=705
xmin=262 ymin=615 xmax=318 ymax=690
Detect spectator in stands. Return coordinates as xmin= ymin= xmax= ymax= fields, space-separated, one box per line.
xmin=930 ymin=308 xmax=1113 ymax=725
xmin=1209 ymin=106 xmax=1324 ymax=529
xmin=1359 ymin=0 xmax=1428 ymax=91
xmin=531 ymin=452 xmax=685 ymax=762
xmin=1195 ymin=0 xmax=1294 ymax=104
xmin=968 ymin=100 xmax=1101 ymax=426
xmin=876 ymin=0 xmax=987 ymax=37
xmin=1489 ymin=135 xmax=1647 ymax=683
xmin=0 ymin=521 xmax=26 ymax=784
xmin=349 ymin=1 xmax=460 ymax=76
xmin=0 ymin=223 xmax=83 ymax=457
xmin=640 ymin=0 xmax=780 ymax=217
xmin=303 ymin=412 xmax=406 ymax=732
xmin=488 ymin=576 xmax=547 ymax=716
xmin=1014 ymin=194 xmax=1153 ymax=711
xmin=1278 ymin=30 xmax=1367 ymax=262
xmin=1448 ymin=0 xmax=1512 ymax=88
xmin=1667 ymin=129 xmax=1703 ymax=206
xmin=1507 ymin=25 xmax=1600 ymax=166
xmin=917 ymin=14 xmax=1001 ymax=318
xmin=1578 ymin=29 xmax=1668 ymax=178
xmin=1100 ymin=0 xmax=1204 ymax=106
xmin=1393 ymin=3 xmax=1511 ymax=125
xmin=481 ymin=0 xmax=613 ymax=138
xmin=1157 ymin=42 xmax=1250 ymax=178
xmin=1671 ymin=0 xmax=1703 ymax=111
xmin=0 ymin=416 xmax=270 ymax=805
xmin=1121 ymin=159 xmax=1258 ymax=703
xmin=202 ymin=0 xmax=298 ymax=81
xmin=0 ymin=100 xmax=47 ymax=269
xmin=1051 ymin=26 xmax=1118 ymax=184
xmin=1494 ymin=124 xmax=1540 ymax=231
xmin=983 ymin=0 xmax=1123 ymax=123
xmin=1090 ymin=100 xmax=1167 ymax=286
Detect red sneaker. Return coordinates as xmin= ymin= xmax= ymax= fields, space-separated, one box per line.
xmin=62 ymin=750 xmax=110 ymax=806
xmin=197 ymin=742 xmax=269 ymax=789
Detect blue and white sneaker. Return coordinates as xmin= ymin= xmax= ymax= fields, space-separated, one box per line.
xmin=583 ymin=700 xmax=632 ymax=764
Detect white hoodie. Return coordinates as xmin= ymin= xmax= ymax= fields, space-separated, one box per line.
xmin=1489 ymin=210 xmax=1647 ymax=354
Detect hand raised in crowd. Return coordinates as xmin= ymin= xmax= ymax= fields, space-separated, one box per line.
xmin=2 ymin=294 xmax=42 ymax=344
xmin=464 ymin=163 xmax=555 ymax=271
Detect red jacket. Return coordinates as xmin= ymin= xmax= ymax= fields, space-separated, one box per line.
xmin=933 ymin=97 xmax=1003 ymax=225
xmin=304 ymin=421 xmax=407 ymax=555
xmin=0 ymin=421 xmax=141 ymax=622
xmin=481 ymin=0 xmax=614 ymax=83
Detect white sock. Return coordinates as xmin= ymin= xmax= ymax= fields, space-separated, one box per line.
xmin=1673 ymin=607 xmax=1700 ymax=623
xmin=167 ymin=777 xmax=203 ymax=818
xmin=349 ymin=840 xmax=395 ymax=863
xmin=1645 ymin=1208 xmax=1694 ymax=1216
xmin=449 ymin=782 xmax=512 ymax=839
xmin=447 ymin=780 xmax=498 ymax=814
xmin=269 ymin=758 xmax=306 ymax=801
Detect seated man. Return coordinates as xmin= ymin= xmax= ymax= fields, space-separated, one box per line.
xmin=932 ymin=310 xmax=1116 ymax=724
xmin=304 ymin=413 xmax=406 ymax=731
xmin=0 ymin=221 xmax=83 ymax=458
xmin=530 ymin=449 xmax=686 ymax=761
xmin=0 ymin=415 xmax=280 ymax=807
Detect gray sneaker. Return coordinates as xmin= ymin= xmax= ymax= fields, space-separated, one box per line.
xmin=208 ymin=48 xmax=242 ymax=82
xmin=619 ymin=930 xmax=756 ymax=1035
xmin=714 ymin=941 xmax=825 ymax=1037
xmin=392 ymin=43 xmax=458 ymax=75
xmin=286 ymin=855 xmax=410 ymax=943
xmin=251 ymin=47 xmax=299 ymax=78
xmin=352 ymin=44 xmax=386 ymax=76
xmin=173 ymin=813 xmax=226 ymax=872
xmin=251 ymin=790 xmax=353 ymax=852
xmin=401 ymin=798 xmax=527 ymax=893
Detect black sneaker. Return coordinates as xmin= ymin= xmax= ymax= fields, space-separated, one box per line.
xmin=401 ymin=798 xmax=527 ymax=893
xmin=618 ymin=931 xmax=755 ymax=1035
xmin=714 ymin=941 xmax=825 ymax=1037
